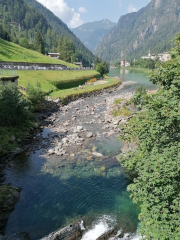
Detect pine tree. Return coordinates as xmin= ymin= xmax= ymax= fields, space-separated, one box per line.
xmin=34 ymin=30 xmax=45 ymax=54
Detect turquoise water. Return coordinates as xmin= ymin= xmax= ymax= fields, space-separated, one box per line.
xmin=109 ymin=68 xmax=157 ymax=91
xmin=4 ymin=69 xmax=155 ymax=239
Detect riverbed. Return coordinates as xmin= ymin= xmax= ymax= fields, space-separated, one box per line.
xmin=4 ymin=69 xmax=157 ymax=239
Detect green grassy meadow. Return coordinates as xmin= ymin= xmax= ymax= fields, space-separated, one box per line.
xmin=18 ymin=70 xmax=99 ymax=93
xmin=50 ymin=77 xmax=121 ymax=100
xmin=0 ymin=38 xmax=77 ymax=68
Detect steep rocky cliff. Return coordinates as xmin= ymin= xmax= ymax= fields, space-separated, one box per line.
xmin=95 ymin=0 xmax=180 ymax=62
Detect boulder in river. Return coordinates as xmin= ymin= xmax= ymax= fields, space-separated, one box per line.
xmin=40 ymin=223 xmax=83 ymax=240
xmin=86 ymin=133 xmax=93 ymax=138
xmin=92 ymin=152 xmax=103 ymax=157
xmin=77 ymin=126 xmax=83 ymax=131
xmin=0 ymin=232 xmax=30 ymax=240
xmin=0 ymin=185 xmax=21 ymax=234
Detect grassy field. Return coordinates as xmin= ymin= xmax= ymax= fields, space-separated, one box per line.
xmin=0 ymin=38 xmax=77 ymax=68
xmin=18 ymin=70 xmax=120 ymax=100
xmin=50 ymin=77 xmax=121 ymax=100
xmin=18 ymin=70 xmax=99 ymax=93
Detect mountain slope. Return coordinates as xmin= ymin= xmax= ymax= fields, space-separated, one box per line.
xmin=0 ymin=38 xmax=77 ymax=68
xmin=72 ymin=19 xmax=116 ymax=52
xmin=95 ymin=0 xmax=180 ymax=62
xmin=24 ymin=0 xmax=94 ymax=62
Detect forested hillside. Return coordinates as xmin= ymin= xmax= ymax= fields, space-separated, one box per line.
xmin=95 ymin=0 xmax=180 ymax=62
xmin=0 ymin=0 xmax=94 ymax=65
xmin=72 ymin=19 xmax=116 ymax=52
xmin=23 ymin=0 xmax=94 ymax=64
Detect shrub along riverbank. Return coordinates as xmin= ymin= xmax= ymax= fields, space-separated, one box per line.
xmin=119 ymin=33 xmax=180 ymax=239
xmin=0 ymin=83 xmax=35 ymax=156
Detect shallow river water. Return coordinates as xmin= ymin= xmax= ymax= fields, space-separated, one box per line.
xmin=4 ymin=69 xmax=156 ymax=239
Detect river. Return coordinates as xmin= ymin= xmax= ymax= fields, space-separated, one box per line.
xmin=4 ymin=68 xmax=156 ymax=240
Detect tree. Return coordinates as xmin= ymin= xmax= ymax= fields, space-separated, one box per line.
xmin=0 ymin=83 xmax=31 ymax=126
xmin=34 ymin=30 xmax=45 ymax=54
xmin=94 ymin=56 xmax=101 ymax=68
xmin=96 ymin=61 xmax=109 ymax=76
xmin=26 ymin=82 xmax=45 ymax=106
xmin=119 ymin=33 xmax=180 ymax=239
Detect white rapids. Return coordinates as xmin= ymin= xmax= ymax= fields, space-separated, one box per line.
xmin=81 ymin=215 xmax=142 ymax=240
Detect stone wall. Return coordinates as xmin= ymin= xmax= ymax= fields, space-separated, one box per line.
xmin=0 ymin=61 xmax=66 ymax=68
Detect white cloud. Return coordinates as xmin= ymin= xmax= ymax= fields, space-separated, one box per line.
xmin=78 ymin=7 xmax=87 ymax=13
xmin=37 ymin=0 xmax=84 ymax=28
xmin=128 ymin=4 xmax=137 ymax=13
xmin=119 ymin=0 xmax=122 ymax=7
xmin=70 ymin=13 xmax=83 ymax=28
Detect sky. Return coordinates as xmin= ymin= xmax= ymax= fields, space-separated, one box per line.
xmin=37 ymin=0 xmax=151 ymax=28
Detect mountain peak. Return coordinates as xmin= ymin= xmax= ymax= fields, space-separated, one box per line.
xmin=72 ymin=19 xmax=116 ymax=52
xmin=95 ymin=0 xmax=180 ymax=62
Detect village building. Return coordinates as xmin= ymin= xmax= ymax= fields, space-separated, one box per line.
xmin=48 ymin=53 xmax=60 ymax=59
xmin=121 ymin=59 xmax=130 ymax=67
xmin=141 ymin=51 xmax=171 ymax=62
xmin=75 ymin=62 xmax=83 ymax=68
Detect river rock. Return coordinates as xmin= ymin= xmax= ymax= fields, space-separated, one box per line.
xmin=12 ymin=148 xmax=24 ymax=156
xmin=48 ymin=149 xmax=54 ymax=155
xmin=0 ymin=232 xmax=30 ymax=240
xmin=0 ymin=185 xmax=21 ymax=234
xmin=62 ymin=138 xmax=69 ymax=144
xmin=92 ymin=152 xmax=103 ymax=157
xmin=96 ymin=229 xmax=115 ymax=240
xmin=40 ymin=223 xmax=83 ymax=240
xmin=77 ymin=126 xmax=83 ymax=131
xmin=86 ymin=133 xmax=93 ymax=138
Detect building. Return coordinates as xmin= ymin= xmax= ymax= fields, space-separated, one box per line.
xmin=121 ymin=59 xmax=130 ymax=67
xmin=141 ymin=51 xmax=171 ymax=62
xmin=48 ymin=53 xmax=60 ymax=59
xmin=0 ymin=76 xmax=19 ymax=85
xmin=75 ymin=62 xmax=83 ymax=68
xmin=121 ymin=60 xmax=126 ymax=67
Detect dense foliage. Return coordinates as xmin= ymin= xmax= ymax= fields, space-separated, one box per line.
xmin=96 ymin=61 xmax=109 ymax=76
xmin=0 ymin=83 xmax=31 ymax=126
xmin=95 ymin=0 xmax=179 ymax=62
xmin=131 ymin=59 xmax=157 ymax=70
xmin=23 ymin=0 xmax=94 ymax=64
xmin=26 ymin=82 xmax=45 ymax=106
xmin=0 ymin=0 xmax=94 ymax=64
xmin=119 ymin=33 xmax=180 ymax=239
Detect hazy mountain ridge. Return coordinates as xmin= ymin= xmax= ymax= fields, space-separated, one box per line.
xmin=95 ymin=0 xmax=180 ymax=62
xmin=72 ymin=19 xmax=116 ymax=52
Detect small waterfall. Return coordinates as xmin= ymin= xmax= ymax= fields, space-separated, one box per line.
xmin=81 ymin=215 xmax=116 ymax=240
xmin=81 ymin=215 xmax=142 ymax=240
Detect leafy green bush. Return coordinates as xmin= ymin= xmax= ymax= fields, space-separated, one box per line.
xmin=119 ymin=33 xmax=180 ymax=239
xmin=26 ymin=82 xmax=45 ymax=105
xmin=96 ymin=61 xmax=109 ymax=76
xmin=0 ymin=83 xmax=31 ymax=126
xmin=112 ymin=107 xmax=131 ymax=117
xmin=131 ymin=86 xmax=147 ymax=109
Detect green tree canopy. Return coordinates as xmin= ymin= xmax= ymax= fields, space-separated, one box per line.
xmin=119 ymin=33 xmax=180 ymax=239
xmin=34 ymin=30 xmax=45 ymax=54
xmin=96 ymin=61 xmax=109 ymax=76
